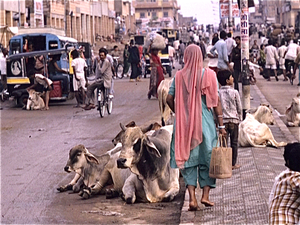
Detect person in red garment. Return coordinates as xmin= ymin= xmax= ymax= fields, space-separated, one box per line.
xmin=147 ymin=48 xmax=166 ymax=99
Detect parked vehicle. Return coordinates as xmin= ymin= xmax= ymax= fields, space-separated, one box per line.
xmin=78 ymin=42 xmax=93 ymax=77
xmin=8 ymin=33 xmax=78 ymax=75
xmin=6 ymin=48 xmax=73 ymax=107
xmin=157 ymin=28 xmax=178 ymax=44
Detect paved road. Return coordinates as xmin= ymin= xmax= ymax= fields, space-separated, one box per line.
xmin=0 ymin=73 xmax=184 ymax=224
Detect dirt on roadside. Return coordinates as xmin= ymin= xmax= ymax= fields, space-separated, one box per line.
xmin=47 ymin=177 xmax=186 ymax=224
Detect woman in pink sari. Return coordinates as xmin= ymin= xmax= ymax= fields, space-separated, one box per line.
xmin=166 ymin=44 xmax=226 ymax=211
xmin=147 ymin=49 xmax=166 ymax=99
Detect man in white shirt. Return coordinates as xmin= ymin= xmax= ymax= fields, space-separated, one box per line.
xmin=277 ymin=40 xmax=288 ymax=81
xmin=225 ymin=32 xmax=236 ymax=61
xmin=265 ymin=39 xmax=279 ymax=81
xmin=284 ymin=39 xmax=300 ymax=81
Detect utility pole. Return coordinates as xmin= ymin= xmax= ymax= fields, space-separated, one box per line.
xmin=228 ymin=0 xmax=233 ymax=32
xmin=64 ymin=0 xmax=67 ymax=36
xmin=18 ymin=0 xmax=21 ymax=27
xmin=240 ymin=0 xmax=250 ymax=119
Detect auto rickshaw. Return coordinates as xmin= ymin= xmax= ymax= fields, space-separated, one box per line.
xmin=6 ymin=48 xmax=73 ymax=107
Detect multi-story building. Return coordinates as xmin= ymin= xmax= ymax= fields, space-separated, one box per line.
xmin=132 ymin=0 xmax=180 ymax=33
xmin=0 ymin=0 xmax=136 ymax=48
xmin=259 ymin=0 xmax=300 ymax=29
xmin=0 ymin=0 xmax=26 ymax=47
xmin=249 ymin=3 xmax=264 ymax=24
xmin=113 ymin=0 xmax=135 ymax=35
xmin=177 ymin=14 xmax=194 ymax=28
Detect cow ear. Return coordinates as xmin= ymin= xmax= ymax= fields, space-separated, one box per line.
xmin=141 ymin=123 xmax=154 ymax=133
xmin=84 ymin=149 xmax=99 ymax=164
xmin=144 ymin=136 xmax=161 ymax=158
xmin=126 ymin=121 xmax=136 ymax=127
xmin=120 ymin=123 xmax=127 ymax=132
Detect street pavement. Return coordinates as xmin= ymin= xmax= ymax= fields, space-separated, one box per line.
xmin=179 ymin=68 xmax=299 ymax=224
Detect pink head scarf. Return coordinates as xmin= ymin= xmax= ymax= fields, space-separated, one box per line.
xmin=174 ymin=44 xmax=218 ymax=168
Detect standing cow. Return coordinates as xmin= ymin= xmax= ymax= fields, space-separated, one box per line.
xmin=117 ymin=124 xmax=180 ymax=204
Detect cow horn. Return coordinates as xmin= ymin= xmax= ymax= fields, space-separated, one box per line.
xmin=120 ymin=123 xmax=127 ymax=131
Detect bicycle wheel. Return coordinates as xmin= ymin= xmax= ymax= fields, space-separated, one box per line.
xmin=116 ymin=64 xmax=124 ymax=79
xmin=106 ymin=97 xmax=113 ymax=114
xmin=97 ymin=89 xmax=105 ymax=117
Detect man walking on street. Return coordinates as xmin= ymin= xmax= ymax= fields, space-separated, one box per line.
xmin=231 ymin=36 xmax=241 ymax=91
xmin=128 ymin=40 xmax=141 ymax=82
xmin=225 ymin=32 xmax=236 ymax=62
xmin=265 ymin=39 xmax=279 ymax=81
xmin=278 ymin=39 xmax=288 ymax=81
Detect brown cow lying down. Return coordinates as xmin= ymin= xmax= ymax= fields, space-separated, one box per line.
xmin=58 ymin=121 xmax=163 ymax=199
xmin=26 ymin=89 xmax=45 ymax=110
xmin=57 ymin=143 xmax=131 ymax=199
xmin=239 ymin=114 xmax=287 ymax=148
xmin=117 ymin=124 xmax=180 ymax=204
xmin=285 ymin=94 xmax=300 ymax=127
xmin=246 ymin=104 xmax=274 ymax=125
xmin=157 ymin=79 xmax=175 ymax=126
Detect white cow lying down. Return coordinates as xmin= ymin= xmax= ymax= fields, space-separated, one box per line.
xmin=26 ymin=89 xmax=45 ymax=110
xmin=247 ymin=104 xmax=274 ymax=125
xmin=285 ymin=94 xmax=300 ymax=127
xmin=239 ymin=114 xmax=287 ymax=148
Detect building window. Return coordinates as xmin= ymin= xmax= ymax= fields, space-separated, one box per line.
xmin=140 ymin=12 xmax=145 ymax=18
xmin=148 ymin=12 xmax=150 ymax=16
xmin=163 ymin=0 xmax=168 ymax=2
xmin=163 ymin=12 xmax=168 ymax=17
xmin=152 ymin=12 xmax=157 ymax=18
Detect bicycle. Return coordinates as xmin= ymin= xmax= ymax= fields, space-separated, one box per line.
xmin=113 ymin=57 xmax=124 ymax=79
xmin=97 ymin=86 xmax=113 ymax=118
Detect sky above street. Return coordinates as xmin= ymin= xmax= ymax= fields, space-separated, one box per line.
xmin=177 ymin=0 xmax=258 ymax=27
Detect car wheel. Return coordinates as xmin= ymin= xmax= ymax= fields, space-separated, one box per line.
xmin=17 ymin=93 xmax=29 ymax=107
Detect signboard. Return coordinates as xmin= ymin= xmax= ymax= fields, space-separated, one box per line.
xmin=240 ymin=7 xmax=249 ymax=46
xmin=220 ymin=2 xmax=240 ymax=18
xmin=34 ymin=0 xmax=44 ymax=27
